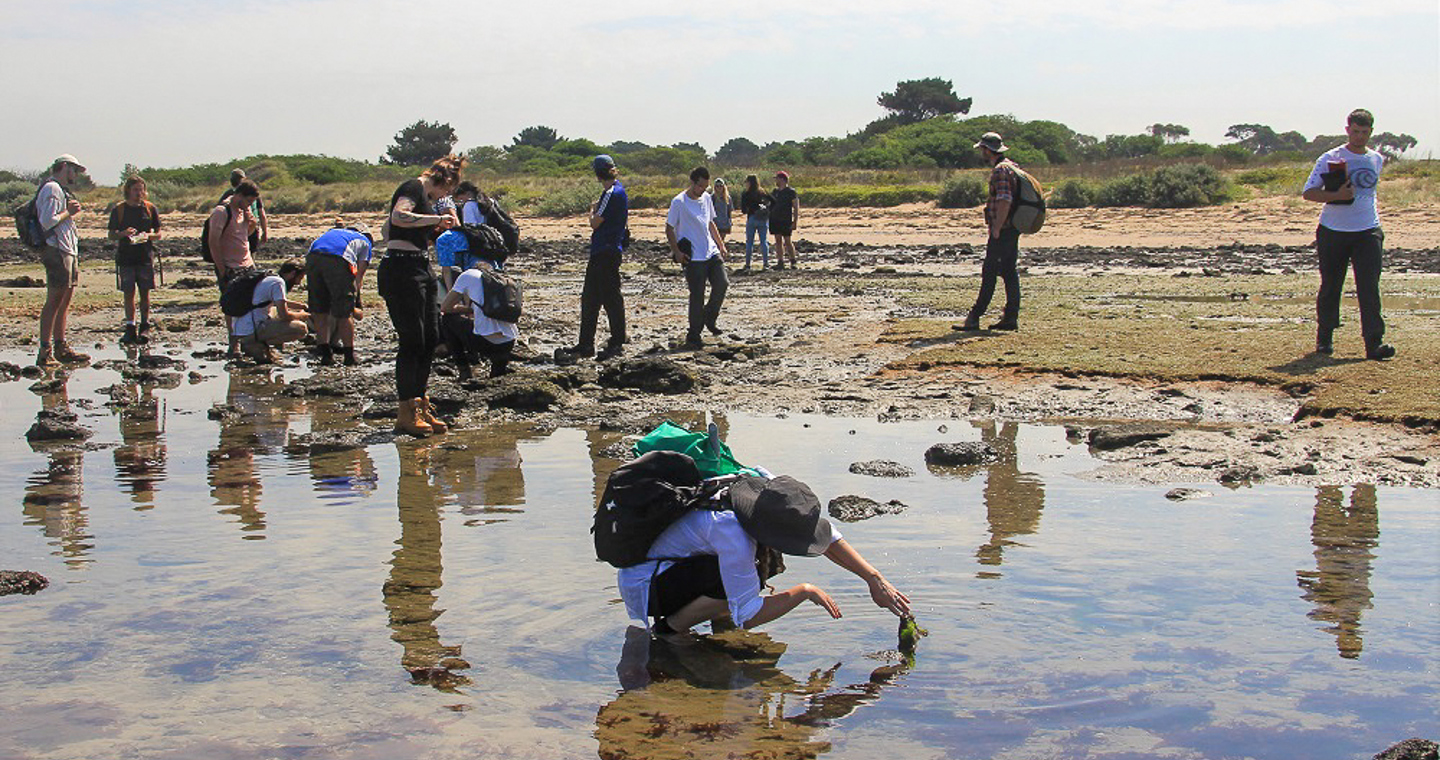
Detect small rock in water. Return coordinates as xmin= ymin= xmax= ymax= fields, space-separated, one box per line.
xmin=0 ymin=570 xmax=50 ymax=596
xmin=1088 ymin=424 xmax=1172 ymax=451
xmin=924 ymin=442 xmax=997 ymax=466
xmin=1165 ymin=488 xmax=1212 ymax=501
xmin=848 ymin=460 xmax=915 ymax=478
xmin=828 ymin=495 xmax=908 ymax=522
xmin=968 ymin=395 xmax=996 ymax=415
xmin=25 ymin=410 xmax=91 ymax=442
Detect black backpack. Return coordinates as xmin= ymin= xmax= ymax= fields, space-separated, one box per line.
xmin=459 ymin=223 xmax=509 ymax=262
xmin=484 ymin=201 xmax=520 ymax=256
xmin=593 ymin=451 xmax=705 ymax=568
xmin=477 ymin=264 xmax=522 ymax=323
xmin=200 ymin=205 xmax=232 ymax=263
xmin=12 ymin=181 xmax=72 ymax=249
xmin=219 ymin=268 xmax=272 ymax=317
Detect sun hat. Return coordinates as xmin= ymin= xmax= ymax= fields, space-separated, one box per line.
xmin=345 ymin=222 xmax=373 ymax=243
xmin=727 ymin=475 xmax=835 ymax=556
xmin=973 ymin=132 xmax=1009 ymax=153
xmin=53 ymin=154 xmax=86 ymax=172
xmin=592 ymin=154 xmax=617 ymax=172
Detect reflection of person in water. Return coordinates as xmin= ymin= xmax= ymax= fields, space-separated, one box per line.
xmin=207 ymin=369 xmax=298 ymax=538
xmin=431 ymin=425 xmax=533 ymax=524
xmin=112 ymin=381 xmax=167 ymax=509
xmin=973 ymin=421 xmax=1046 ymax=568
xmin=1296 ymin=485 xmax=1378 ymax=659
xmin=598 ymin=625 xmax=908 ymax=759
xmin=22 ymin=384 xmax=92 ymax=567
xmin=383 ymin=444 xmax=470 ymax=690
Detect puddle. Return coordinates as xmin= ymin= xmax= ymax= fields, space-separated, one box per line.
xmin=0 ymin=349 xmax=1436 ymax=760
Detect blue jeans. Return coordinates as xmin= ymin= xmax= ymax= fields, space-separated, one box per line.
xmin=744 ymin=215 xmax=769 ymax=268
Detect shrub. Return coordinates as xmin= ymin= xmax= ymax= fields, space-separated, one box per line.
xmin=532 ymin=182 xmax=597 ymax=217
xmin=937 ymin=175 xmax=986 ymax=208
xmin=1148 ymin=164 xmax=1229 ymax=208
xmin=0 ymin=179 xmax=37 ymax=209
xmin=1048 ymin=179 xmax=1095 ymax=209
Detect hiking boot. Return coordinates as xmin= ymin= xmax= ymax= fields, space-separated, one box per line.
xmin=597 ymin=344 xmax=624 ymax=361
xmin=120 ymin=324 xmax=141 ymax=345
xmin=1366 ymin=343 xmax=1396 ymax=361
xmin=989 ymin=318 xmax=1018 ymax=331
xmin=316 ymin=343 xmax=335 ymax=366
xmin=684 ymin=334 xmax=704 ymax=349
xmin=706 ymin=322 xmax=723 ymax=337
xmin=53 ymin=342 xmax=91 ymax=364
xmin=395 ymin=398 xmax=433 ymax=437
xmin=959 ymin=315 xmax=981 ymax=331
xmin=554 ymin=345 xmax=594 ymax=365
xmin=341 ymin=347 xmax=359 ymax=367
xmin=35 ymin=346 xmax=58 ymax=368
xmin=1315 ymin=328 xmax=1334 ymax=355
xmin=417 ymin=396 xmax=449 ymax=434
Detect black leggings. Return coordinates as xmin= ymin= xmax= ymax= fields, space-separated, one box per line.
xmin=378 ymin=255 xmax=439 ymax=399
xmin=441 ymin=312 xmax=514 ymax=376
xmin=648 ymin=555 xmax=725 ymax=619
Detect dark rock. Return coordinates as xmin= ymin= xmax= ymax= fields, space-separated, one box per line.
xmin=137 ymin=354 xmax=186 ymax=370
xmin=20 ymin=365 xmax=43 ymax=379
xmin=1280 ymin=462 xmax=1318 ymax=475
xmin=0 ymin=570 xmax=50 ymax=596
xmin=361 ymin=403 xmax=398 ymax=420
xmin=161 ymin=318 xmax=191 ymax=333
xmin=28 ymin=376 xmax=67 ymax=394
xmin=848 ymin=460 xmax=915 ymax=478
xmin=485 ymin=376 xmax=565 ymax=411
xmin=121 ymin=368 xmax=183 ymax=388
xmin=1374 ymin=738 xmax=1438 ymax=760
xmin=286 ymin=429 xmax=395 ymax=455
xmin=0 ymin=275 xmax=45 ymax=288
xmin=0 ymin=361 xmax=22 ymax=381
xmin=208 ymin=404 xmax=238 ymax=421
xmin=828 ymin=495 xmax=908 ymax=522
xmin=1392 ymin=454 xmax=1429 ymax=466
xmin=25 ymin=410 xmax=92 ymax=442
xmin=1088 ymin=424 xmax=1172 ymax=451
xmin=1165 ymin=488 xmax=1212 ymax=501
xmin=598 ymin=357 xmax=698 ymax=394
xmin=924 ymin=441 xmax=998 ymax=466
xmin=170 ymin=276 xmax=213 ymax=289
xmin=192 ymin=348 xmax=229 ymax=361
xmin=1219 ymin=465 xmax=1263 ymax=484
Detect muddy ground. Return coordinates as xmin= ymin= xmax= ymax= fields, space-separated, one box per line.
xmin=1 ymin=205 xmax=1437 ymax=490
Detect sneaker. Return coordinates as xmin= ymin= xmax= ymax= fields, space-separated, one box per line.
xmin=53 ymin=342 xmax=91 ymax=364
xmin=120 ymin=325 xmax=141 ymax=345
xmin=683 ymin=334 xmax=704 ymax=349
xmin=597 ymin=344 xmax=624 ymax=361
xmin=554 ymin=345 xmax=595 ymax=365
xmin=136 ymin=330 xmax=150 ymax=345
xmin=1315 ymin=341 xmax=1334 ymax=355
xmin=958 ymin=316 xmax=981 ymax=331
xmin=1366 ymin=343 xmax=1396 ymax=361
xmin=35 ymin=346 xmax=58 ymax=368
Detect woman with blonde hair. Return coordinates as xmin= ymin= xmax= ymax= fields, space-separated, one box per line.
xmin=379 ymin=154 xmax=464 ymax=436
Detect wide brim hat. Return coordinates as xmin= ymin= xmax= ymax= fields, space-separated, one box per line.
xmin=973 ymin=132 xmax=1008 ymax=153
xmin=728 ymin=475 xmax=835 ymax=556
xmin=53 ymin=154 xmax=87 ymax=172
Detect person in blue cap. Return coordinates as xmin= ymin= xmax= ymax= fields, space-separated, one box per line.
xmin=558 ymin=155 xmax=629 ymax=362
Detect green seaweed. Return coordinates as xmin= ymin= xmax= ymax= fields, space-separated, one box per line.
xmin=897 ymin=616 xmax=928 ymax=654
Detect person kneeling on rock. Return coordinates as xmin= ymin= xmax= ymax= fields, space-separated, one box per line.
xmin=618 ymin=474 xmax=911 ymax=638
xmin=235 ymin=260 xmax=309 ymax=364
xmin=438 ymin=261 xmax=517 ymax=380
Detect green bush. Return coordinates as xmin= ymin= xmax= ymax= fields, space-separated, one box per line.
xmin=0 ymin=179 xmax=36 ymax=209
xmin=1094 ymin=173 xmax=1152 ymax=207
xmin=532 ymin=182 xmax=597 ymax=217
xmin=937 ymin=175 xmax=986 ymax=208
xmin=1048 ymin=179 xmax=1095 ymax=208
xmin=1148 ymin=164 xmax=1229 ymax=208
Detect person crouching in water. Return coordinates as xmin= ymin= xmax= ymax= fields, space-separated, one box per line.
xmin=235 ymin=260 xmax=309 ymax=364
xmin=305 ymin=222 xmax=373 ymax=366
xmin=618 ymin=475 xmax=911 ymax=637
xmin=438 ymin=257 xmax=517 ymax=381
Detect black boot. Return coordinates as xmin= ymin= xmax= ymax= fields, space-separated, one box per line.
xmin=1316 ymin=327 xmax=1334 ymax=355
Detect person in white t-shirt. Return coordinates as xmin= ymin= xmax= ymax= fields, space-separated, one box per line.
xmin=234 ymin=260 xmax=310 ymax=364
xmin=439 ymin=263 xmax=518 ymax=380
xmin=666 ymin=166 xmax=730 ymax=348
xmin=1301 ymin=108 xmax=1394 ymax=361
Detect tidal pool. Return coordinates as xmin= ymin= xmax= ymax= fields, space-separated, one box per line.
xmin=1 ymin=348 xmax=1435 ymax=760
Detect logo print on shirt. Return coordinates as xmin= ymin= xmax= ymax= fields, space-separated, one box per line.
xmin=1350 ymin=167 xmax=1379 ymax=190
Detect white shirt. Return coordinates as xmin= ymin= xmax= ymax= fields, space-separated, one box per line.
xmin=460 ymin=199 xmax=487 ymax=226
xmin=1303 ymin=145 xmax=1383 ymax=232
xmin=450 ymin=268 xmax=519 ymax=343
xmin=36 ymin=179 xmax=78 ymax=255
xmin=231 ymin=276 xmax=287 ymax=337
xmin=666 ymin=190 xmax=720 ymax=261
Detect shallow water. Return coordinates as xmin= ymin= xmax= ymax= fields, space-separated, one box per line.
xmin=1 ymin=348 xmax=1436 ymax=760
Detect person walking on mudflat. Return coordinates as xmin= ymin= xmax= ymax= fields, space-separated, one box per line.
xmin=667 ymin=166 xmax=730 ymax=348
xmin=34 ymin=155 xmax=91 ymax=367
xmin=1301 ymin=109 xmax=1395 ymax=360
xmin=558 ymin=155 xmax=629 ymax=362
xmin=961 ymin=132 xmax=1022 ymax=332
xmin=379 ymin=155 xmax=464 ymax=436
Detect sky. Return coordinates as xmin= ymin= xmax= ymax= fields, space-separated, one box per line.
xmin=3 ymin=0 xmax=1437 ymax=184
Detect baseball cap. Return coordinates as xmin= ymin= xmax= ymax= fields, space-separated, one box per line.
xmin=592 ymin=155 xmax=616 ymax=172
xmin=53 ymin=154 xmax=87 ymax=172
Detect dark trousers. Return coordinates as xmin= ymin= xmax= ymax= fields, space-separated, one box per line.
xmin=441 ymin=312 xmax=513 ymax=377
xmin=969 ymin=228 xmax=1021 ymax=321
xmin=578 ymin=249 xmax=626 ymax=352
xmin=1316 ymin=225 xmax=1385 ymax=345
xmin=685 ymin=257 xmax=729 ymax=338
xmin=377 ymin=256 xmax=439 ymax=399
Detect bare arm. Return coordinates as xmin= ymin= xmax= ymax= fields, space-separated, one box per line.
xmin=741 ymin=583 xmax=840 ymax=629
xmin=709 ymin=220 xmax=727 ymax=260
xmin=989 ymin=199 xmax=1012 ymax=239
xmin=824 ymin=538 xmax=911 ymax=617
xmin=389 ymin=196 xmax=448 ymax=228
xmin=1302 ymin=183 xmax=1354 ymax=203
xmin=439 ymin=287 xmax=469 ymax=315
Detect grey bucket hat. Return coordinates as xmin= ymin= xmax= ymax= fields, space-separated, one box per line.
xmin=973 ymin=132 xmax=1009 ymax=153
xmin=727 ymin=475 xmax=835 ymax=556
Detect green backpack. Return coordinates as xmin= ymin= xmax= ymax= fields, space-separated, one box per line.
xmin=632 ymin=421 xmax=758 ymax=479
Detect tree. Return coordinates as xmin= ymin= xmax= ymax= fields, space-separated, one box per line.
xmin=1147 ymin=123 xmax=1191 ymax=143
xmin=671 ymin=142 xmax=706 ymax=156
xmin=119 ymin=163 xmax=142 ymax=184
xmin=876 ymin=77 xmax=972 ymax=125
xmin=512 ymin=125 xmax=561 ymax=151
xmin=607 ymin=140 xmax=650 ymax=155
xmin=715 ymin=137 xmax=762 ymax=165
xmin=1224 ymin=123 xmax=1305 ymax=155
xmin=1372 ymin=132 xmax=1418 ymax=160
xmin=382 ymin=120 xmax=458 ymax=165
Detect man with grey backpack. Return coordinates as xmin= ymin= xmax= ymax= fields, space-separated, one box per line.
xmin=33 ymin=155 xmax=91 ymax=367
xmin=961 ymin=132 xmax=1039 ymax=332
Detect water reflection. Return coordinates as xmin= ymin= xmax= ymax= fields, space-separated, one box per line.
xmin=111 ymin=381 xmax=167 ymax=509
xmin=207 ymin=369 xmax=302 ymax=539
xmin=599 ymin=626 xmax=907 ymax=760
xmin=304 ymin=404 xmax=379 ymax=501
xmin=974 ymin=421 xmax=1047 ymax=572
xmin=384 ymin=443 xmax=471 ymax=690
xmin=1296 ymin=485 xmax=1378 ymax=659
xmin=21 ymin=382 xmax=92 ymax=568
xmin=433 ymin=430 xmax=531 ymax=526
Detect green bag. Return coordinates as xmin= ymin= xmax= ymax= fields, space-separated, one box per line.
xmin=632 ymin=421 xmax=757 ymax=478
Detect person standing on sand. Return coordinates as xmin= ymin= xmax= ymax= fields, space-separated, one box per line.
xmin=379 ymin=155 xmax=464 ymax=437
xmin=709 ymin=178 xmax=733 ymax=243
xmin=961 ymin=132 xmax=1023 ymax=332
xmin=34 ymin=155 xmax=91 ymax=367
xmin=769 ymin=171 xmax=799 ymax=269
xmin=219 ymin=168 xmax=268 ymax=253
xmin=739 ymin=174 xmax=772 ymax=271
xmin=1301 ymin=109 xmax=1395 ymax=361
xmin=558 ymin=155 xmax=629 ymax=363
xmin=108 ymin=175 xmax=163 ymax=346
xmin=667 ymin=166 xmax=730 ymax=348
